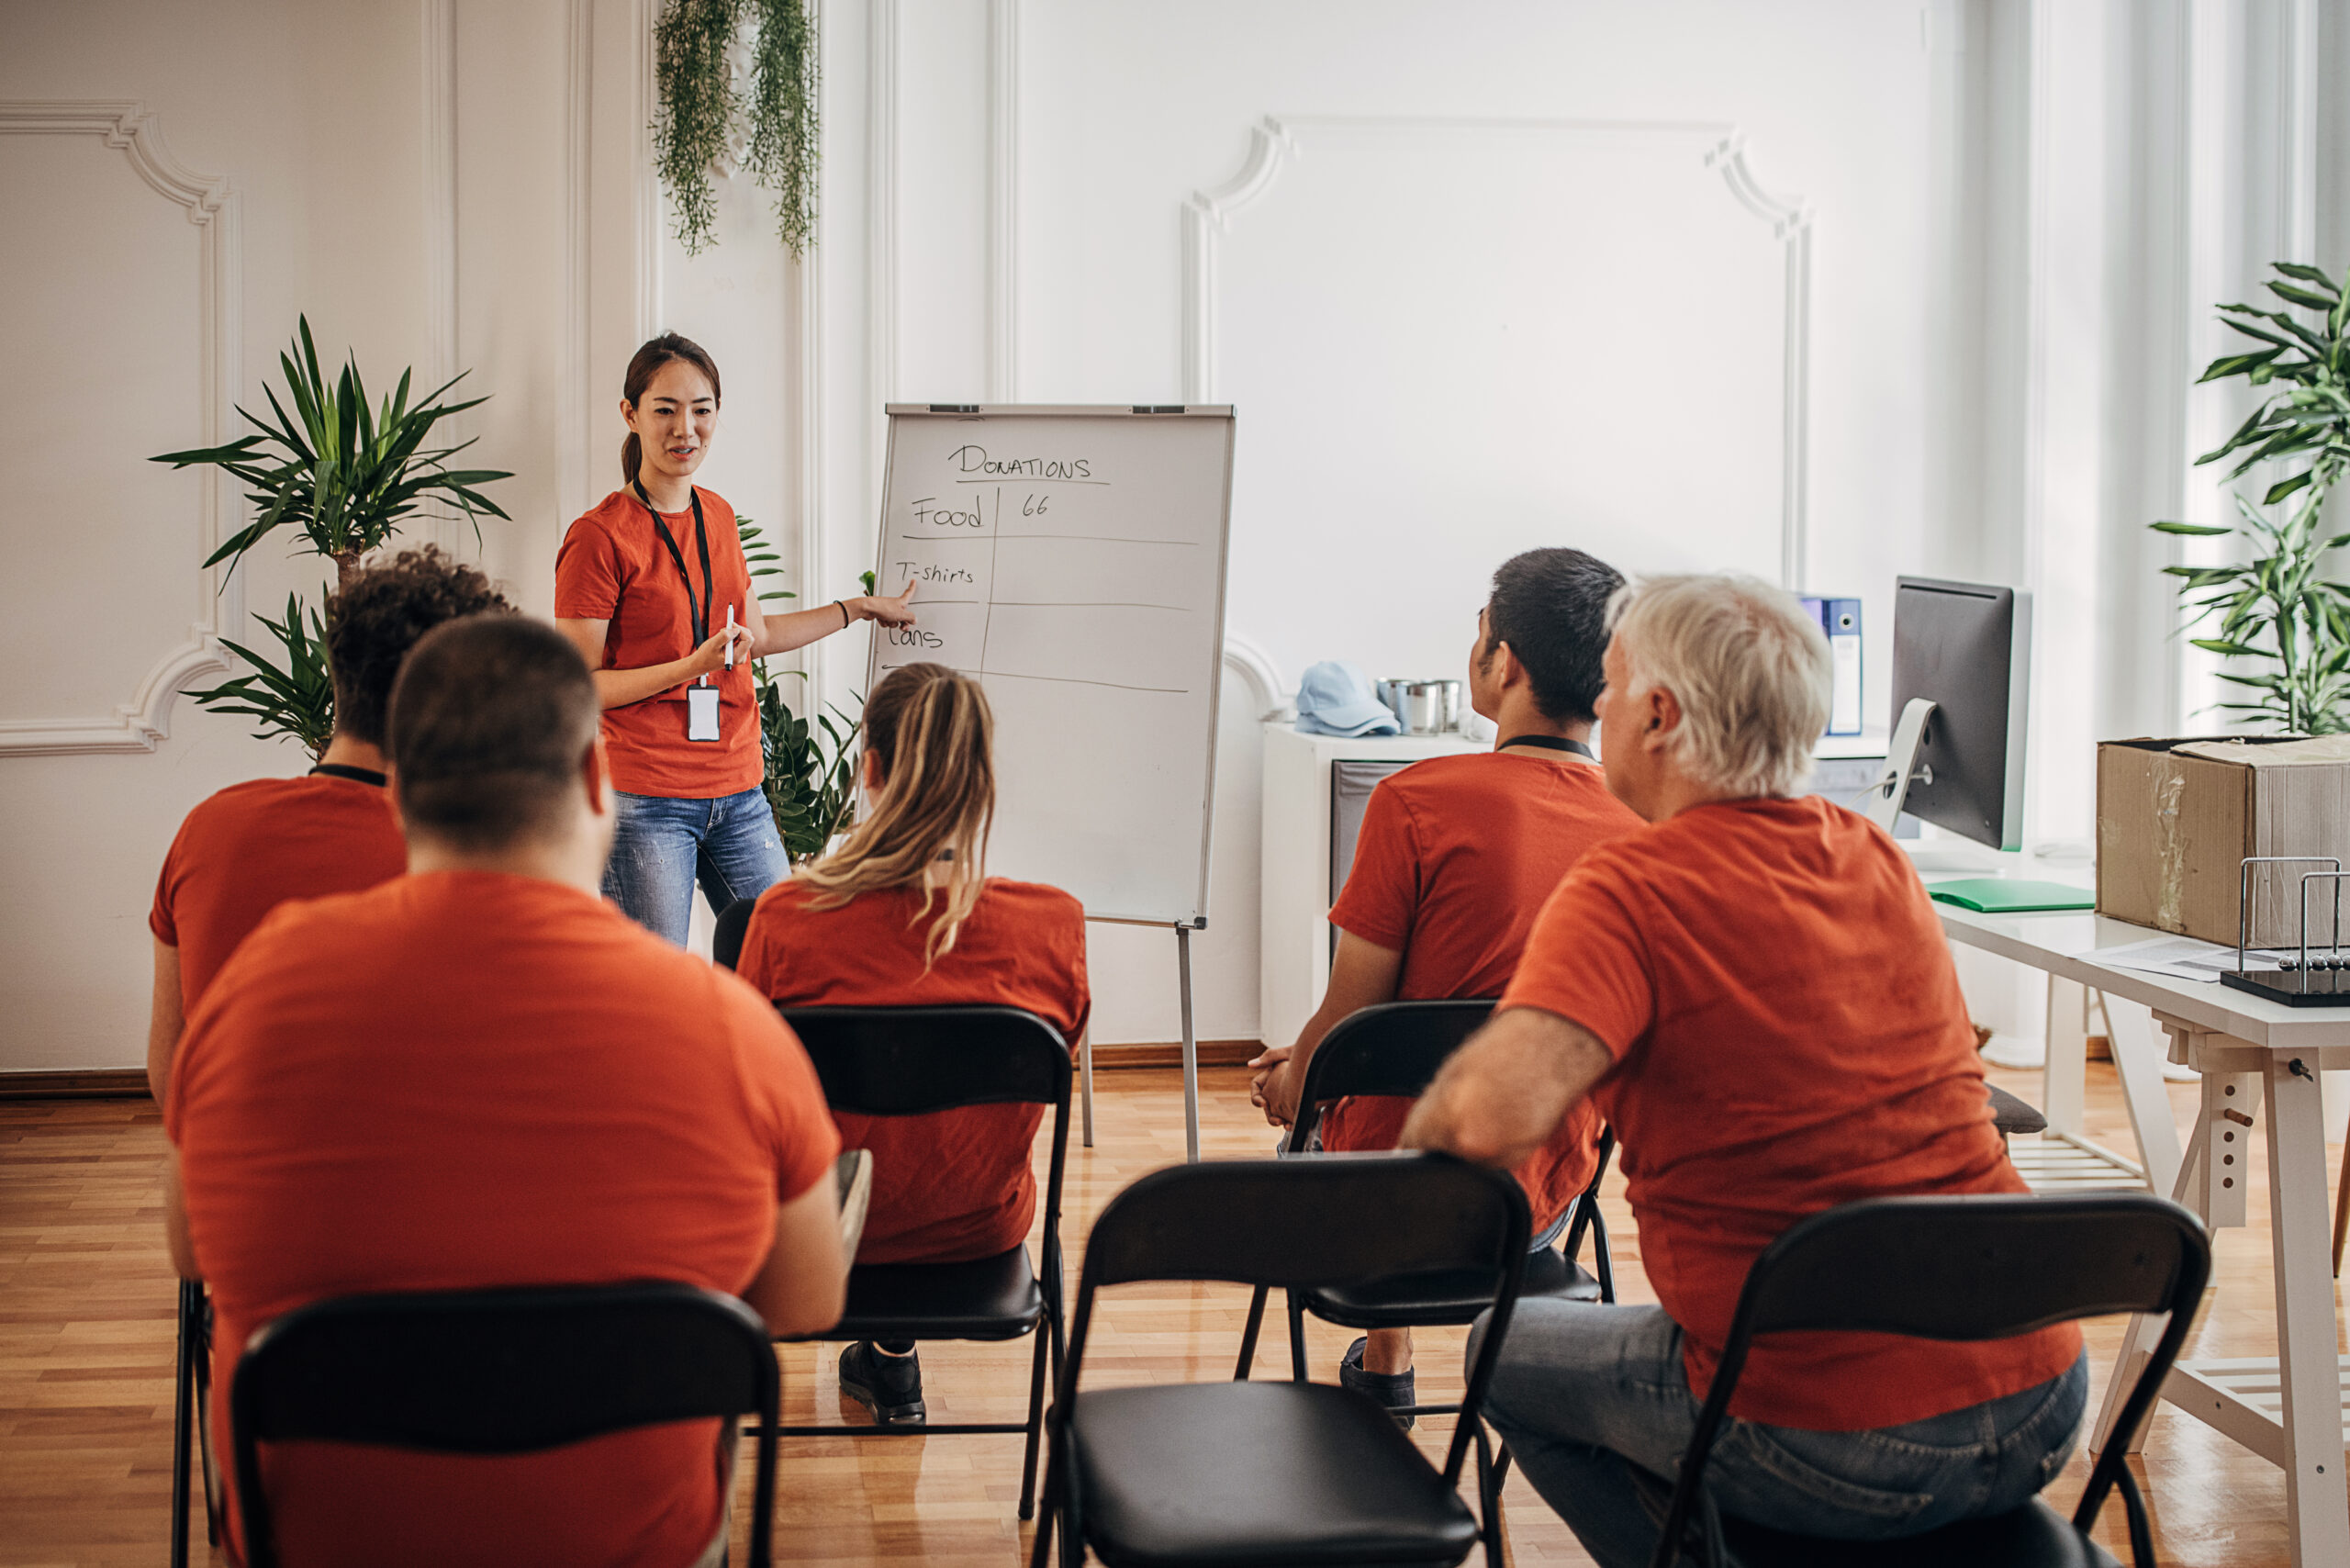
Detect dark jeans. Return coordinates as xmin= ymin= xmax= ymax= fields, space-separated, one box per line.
xmin=1472 ymin=1301 xmax=2089 ymax=1568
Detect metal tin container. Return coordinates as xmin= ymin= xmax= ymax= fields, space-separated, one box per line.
xmin=1399 ymin=679 xmax=1460 ymax=735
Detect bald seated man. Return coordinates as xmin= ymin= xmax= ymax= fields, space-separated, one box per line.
xmin=1404 ymin=573 xmax=2086 ymax=1568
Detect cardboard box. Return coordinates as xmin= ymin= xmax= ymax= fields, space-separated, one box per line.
xmin=2097 ymin=735 xmax=2350 ymax=946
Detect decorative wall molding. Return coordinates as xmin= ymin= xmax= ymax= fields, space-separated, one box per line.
xmin=794 ymin=0 xmax=830 ymax=703
xmin=421 ymin=0 xmax=462 ymax=553
xmin=634 ymin=0 xmax=662 ymax=339
xmin=987 ymin=0 xmax=1019 ymax=401
xmin=1221 ymin=632 xmax=1286 ymax=721
xmin=867 ymin=0 xmax=899 ymax=490
xmin=1182 ymin=114 xmax=1815 ymax=587
xmin=0 ymin=101 xmax=240 ymax=756
xmin=561 ymin=0 xmax=595 ymax=530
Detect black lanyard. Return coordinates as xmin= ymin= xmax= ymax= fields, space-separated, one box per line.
xmin=1500 ymin=734 xmax=1596 ymax=760
xmin=633 ymin=482 xmax=715 ymax=650
xmin=309 ymin=764 xmax=387 ymax=787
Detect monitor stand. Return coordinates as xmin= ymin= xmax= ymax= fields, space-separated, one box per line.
xmin=1863 ymin=697 xmax=1936 ymax=834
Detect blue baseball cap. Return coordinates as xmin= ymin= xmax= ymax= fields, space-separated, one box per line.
xmin=1295 ymin=659 xmax=1401 ymax=737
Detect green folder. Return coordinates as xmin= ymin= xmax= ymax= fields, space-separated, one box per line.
xmin=1926 ymin=879 xmax=2097 ymax=913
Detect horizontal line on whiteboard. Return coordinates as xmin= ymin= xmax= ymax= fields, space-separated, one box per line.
xmin=878 ymin=662 xmax=1187 ymax=696
xmin=896 ymin=532 xmax=1198 ymax=546
xmin=954 ymin=476 xmax=1112 ymax=485
xmin=990 ymin=600 xmax=1189 ymax=611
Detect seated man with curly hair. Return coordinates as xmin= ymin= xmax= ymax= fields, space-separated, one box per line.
xmin=147 ymin=546 xmax=513 ymax=1101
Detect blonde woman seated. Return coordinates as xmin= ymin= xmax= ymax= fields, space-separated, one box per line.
xmin=736 ymin=662 xmax=1090 ymax=1425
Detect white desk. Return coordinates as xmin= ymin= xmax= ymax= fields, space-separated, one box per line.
xmin=1934 ymin=899 xmax=2350 ymax=1567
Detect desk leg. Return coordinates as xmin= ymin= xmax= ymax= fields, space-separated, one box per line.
xmin=2266 ymin=1056 xmax=2350 ymax=1568
xmin=2043 ymin=978 xmax=2088 ymax=1137
xmin=2098 ymin=993 xmax=2184 ymax=1197
xmin=2091 ymin=1072 xmax=2220 ymax=1454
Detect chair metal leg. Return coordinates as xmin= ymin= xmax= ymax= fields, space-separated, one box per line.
xmin=1018 ymin=1325 xmax=1051 ymax=1520
xmin=1234 ymin=1285 xmax=1269 ymax=1379
xmin=171 ymin=1280 xmax=198 ymax=1568
xmin=1286 ymin=1291 xmax=1308 ymax=1382
xmin=1027 ymin=1444 xmax=1060 ymax=1568
xmin=196 ymin=1305 xmax=218 ymax=1546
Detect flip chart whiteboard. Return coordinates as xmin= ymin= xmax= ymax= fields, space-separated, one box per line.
xmin=869 ymin=405 xmax=1236 ymax=926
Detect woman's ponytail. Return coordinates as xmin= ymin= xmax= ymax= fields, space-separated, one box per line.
xmin=621 ymin=431 xmax=643 ymax=486
xmin=797 ymin=663 xmax=995 ymax=964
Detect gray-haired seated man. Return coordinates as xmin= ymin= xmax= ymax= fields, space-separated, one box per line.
xmin=1403 ymin=573 xmax=2087 ymax=1567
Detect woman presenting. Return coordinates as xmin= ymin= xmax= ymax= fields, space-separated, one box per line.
xmin=555 ymin=332 xmax=917 ymax=943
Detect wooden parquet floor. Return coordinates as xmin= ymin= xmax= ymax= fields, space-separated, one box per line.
xmin=0 ymin=1061 xmax=2333 ymax=1566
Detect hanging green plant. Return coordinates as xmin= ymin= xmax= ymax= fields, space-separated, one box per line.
xmin=653 ymin=0 xmax=820 ymax=258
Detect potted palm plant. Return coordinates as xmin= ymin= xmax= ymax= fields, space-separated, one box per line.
xmin=151 ymin=318 xmax=512 ymax=756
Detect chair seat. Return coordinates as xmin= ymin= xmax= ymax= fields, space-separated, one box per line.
xmin=797 ymin=1246 xmax=1043 ymax=1343
xmin=1987 ymin=1084 xmax=2050 ymax=1137
xmin=1297 ymin=1246 xmax=1601 ymax=1327
xmin=1722 ymin=1497 xmax=2120 ymax=1568
xmin=1070 ymin=1381 xmax=1480 ymax=1568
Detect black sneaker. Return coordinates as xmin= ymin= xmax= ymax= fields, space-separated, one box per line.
xmin=1339 ymin=1337 xmax=1416 ymax=1431
xmin=839 ymin=1340 xmax=926 ymax=1426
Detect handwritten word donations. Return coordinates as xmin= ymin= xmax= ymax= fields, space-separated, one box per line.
xmin=949 ymin=443 xmax=1092 ymax=481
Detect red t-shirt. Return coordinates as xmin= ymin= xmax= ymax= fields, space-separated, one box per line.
xmin=554 ymin=487 xmax=761 ymax=799
xmin=149 ymin=773 xmax=408 ymax=1008
xmin=1322 ymin=752 xmax=1639 ymax=1231
xmin=1501 ymin=796 xmax=2083 ymax=1430
xmin=169 ymin=872 xmax=838 ymax=1568
xmin=737 ymin=877 xmax=1090 ymax=1265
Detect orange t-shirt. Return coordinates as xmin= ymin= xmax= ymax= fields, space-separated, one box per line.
xmin=736 ymin=877 xmax=1090 ymax=1265
xmin=554 ymin=487 xmax=761 ymax=799
xmin=148 ymin=772 xmax=408 ymax=1007
xmin=168 ymin=872 xmax=838 ymax=1568
xmin=1321 ymin=752 xmax=1639 ymax=1231
xmin=1501 ymin=796 xmax=2082 ymax=1430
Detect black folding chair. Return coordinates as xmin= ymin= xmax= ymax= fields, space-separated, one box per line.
xmin=1234 ymin=999 xmax=1615 ymax=1417
xmin=1646 ymin=1193 xmax=2210 ymax=1568
xmin=713 ymin=895 xmax=757 ymax=973
xmin=759 ymin=1004 xmax=1073 ymax=1522
xmin=229 ymin=1281 xmax=780 ymax=1568
xmin=1033 ymin=1154 xmax=1531 ymax=1568
xmin=170 ymin=1278 xmax=217 ymax=1568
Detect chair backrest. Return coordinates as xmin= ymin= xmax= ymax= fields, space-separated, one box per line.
xmin=779 ymin=1005 xmax=1071 ymax=1116
xmin=1288 ymin=999 xmax=1495 ymax=1149
xmin=1654 ymin=1193 xmax=2209 ymax=1568
xmin=1061 ymin=1155 xmax=1530 ymax=1484
xmin=713 ymin=895 xmax=757 ymax=971
xmin=231 ymin=1281 xmax=778 ymax=1568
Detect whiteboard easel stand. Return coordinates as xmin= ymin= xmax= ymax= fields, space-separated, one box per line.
xmin=1078 ymin=916 xmax=1206 ymax=1161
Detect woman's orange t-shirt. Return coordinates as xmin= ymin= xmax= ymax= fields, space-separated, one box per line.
xmin=169 ymin=871 xmax=839 ymax=1567
xmin=736 ymin=876 xmax=1090 ymax=1264
xmin=149 ymin=772 xmax=408 ymax=1007
xmin=1322 ymin=752 xmax=1640 ymax=1231
xmin=1501 ymin=796 xmax=2083 ymax=1431
xmin=554 ymin=487 xmax=761 ymax=799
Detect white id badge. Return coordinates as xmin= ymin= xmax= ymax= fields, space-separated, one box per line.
xmin=687 ymin=685 xmax=722 ymax=742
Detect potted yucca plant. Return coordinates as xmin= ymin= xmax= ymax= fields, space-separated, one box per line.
xmin=151 ymin=317 xmax=512 ymax=755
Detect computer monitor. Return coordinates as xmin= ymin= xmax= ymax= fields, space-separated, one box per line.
xmin=1866 ymin=577 xmax=2031 ymax=851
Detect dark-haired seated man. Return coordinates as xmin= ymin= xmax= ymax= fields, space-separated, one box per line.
xmin=147 ymin=545 xmax=512 ymax=1102
xmin=1248 ymin=547 xmax=1641 ymax=1417
xmin=165 ymin=617 xmax=848 ymax=1568
xmin=1406 ymin=574 xmax=2086 ymax=1568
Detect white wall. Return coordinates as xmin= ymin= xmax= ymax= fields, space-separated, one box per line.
xmin=7 ymin=0 xmax=2347 ymax=1069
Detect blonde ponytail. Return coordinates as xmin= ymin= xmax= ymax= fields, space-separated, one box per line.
xmin=796 ymin=663 xmax=994 ymax=964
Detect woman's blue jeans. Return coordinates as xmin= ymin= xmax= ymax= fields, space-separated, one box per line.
xmin=1470 ymin=1301 xmax=2088 ymax=1568
xmin=604 ymin=787 xmax=791 ymax=946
